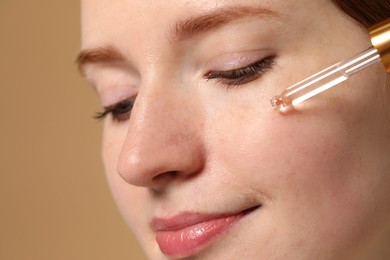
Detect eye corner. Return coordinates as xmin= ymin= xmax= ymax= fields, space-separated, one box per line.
xmin=93 ymin=110 xmax=108 ymax=121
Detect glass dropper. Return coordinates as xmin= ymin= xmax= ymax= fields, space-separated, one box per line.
xmin=271 ymin=18 xmax=390 ymax=112
xmin=270 ymin=47 xmax=380 ymax=111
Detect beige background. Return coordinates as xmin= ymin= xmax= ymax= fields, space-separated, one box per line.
xmin=0 ymin=1 xmax=146 ymax=259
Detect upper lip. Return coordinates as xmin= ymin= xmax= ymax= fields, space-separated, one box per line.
xmin=151 ymin=205 xmax=261 ymax=232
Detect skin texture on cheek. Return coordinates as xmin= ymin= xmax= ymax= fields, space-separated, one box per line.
xmin=204 ymin=59 xmax=390 ymax=258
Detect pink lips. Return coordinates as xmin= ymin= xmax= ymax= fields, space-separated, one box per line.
xmin=151 ymin=207 xmax=257 ymax=258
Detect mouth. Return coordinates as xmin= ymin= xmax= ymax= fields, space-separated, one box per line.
xmin=151 ymin=205 xmax=260 ymax=258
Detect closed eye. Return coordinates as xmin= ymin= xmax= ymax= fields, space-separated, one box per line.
xmin=94 ymin=98 xmax=134 ymax=122
xmin=93 ymin=57 xmax=275 ymax=121
xmin=204 ymin=55 xmax=275 ymax=87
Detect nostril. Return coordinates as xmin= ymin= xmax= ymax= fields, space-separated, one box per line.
xmin=152 ymin=171 xmax=178 ymax=183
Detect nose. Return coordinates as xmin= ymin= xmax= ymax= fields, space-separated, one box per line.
xmin=117 ymin=81 xmax=205 ymax=189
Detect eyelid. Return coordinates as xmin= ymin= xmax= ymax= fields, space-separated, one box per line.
xmin=205 ymin=57 xmax=270 ymax=76
xmin=204 ymin=55 xmax=275 ymax=87
xmin=94 ymin=97 xmax=135 ymax=122
xmin=205 ymin=50 xmax=274 ymax=71
xmin=85 ymin=66 xmax=140 ymax=108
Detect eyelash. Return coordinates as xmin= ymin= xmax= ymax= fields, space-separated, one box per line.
xmin=94 ymin=98 xmax=134 ymax=122
xmin=204 ymin=56 xmax=275 ymax=87
xmin=95 ymin=56 xmax=275 ymax=122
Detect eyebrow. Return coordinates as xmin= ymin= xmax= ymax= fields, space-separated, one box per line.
xmin=76 ymin=45 xmax=126 ymax=75
xmin=76 ymin=6 xmax=279 ymax=74
xmin=171 ymin=6 xmax=279 ymax=42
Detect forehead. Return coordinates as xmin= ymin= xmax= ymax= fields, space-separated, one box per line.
xmin=80 ymin=0 xmax=319 ymax=48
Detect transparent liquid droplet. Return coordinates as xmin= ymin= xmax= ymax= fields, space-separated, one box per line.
xmin=270 ymin=96 xmax=283 ymax=111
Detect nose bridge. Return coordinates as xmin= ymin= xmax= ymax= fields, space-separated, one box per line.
xmin=128 ymin=81 xmax=189 ymax=150
xmin=117 ymin=75 xmax=204 ymax=188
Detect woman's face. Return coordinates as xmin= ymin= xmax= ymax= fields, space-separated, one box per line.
xmin=80 ymin=0 xmax=390 ymax=259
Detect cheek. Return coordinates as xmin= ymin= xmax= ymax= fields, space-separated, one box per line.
xmin=214 ymin=104 xmax=366 ymax=205
xmin=217 ymin=112 xmax=356 ymax=194
xmin=209 ymin=107 xmax=377 ymax=253
xmin=259 ymin=115 xmax=360 ymax=211
xmin=210 ymin=91 xmax=355 ymax=186
xmin=101 ymin=122 xmax=122 ymax=197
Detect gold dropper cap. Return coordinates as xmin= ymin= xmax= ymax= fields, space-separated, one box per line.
xmin=369 ymin=18 xmax=390 ymax=74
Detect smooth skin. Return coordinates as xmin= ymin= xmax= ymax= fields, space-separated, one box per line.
xmin=81 ymin=0 xmax=390 ymax=259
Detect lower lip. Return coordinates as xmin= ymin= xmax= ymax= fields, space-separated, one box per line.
xmin=155 ymin=210 xmax=252 ymax=258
